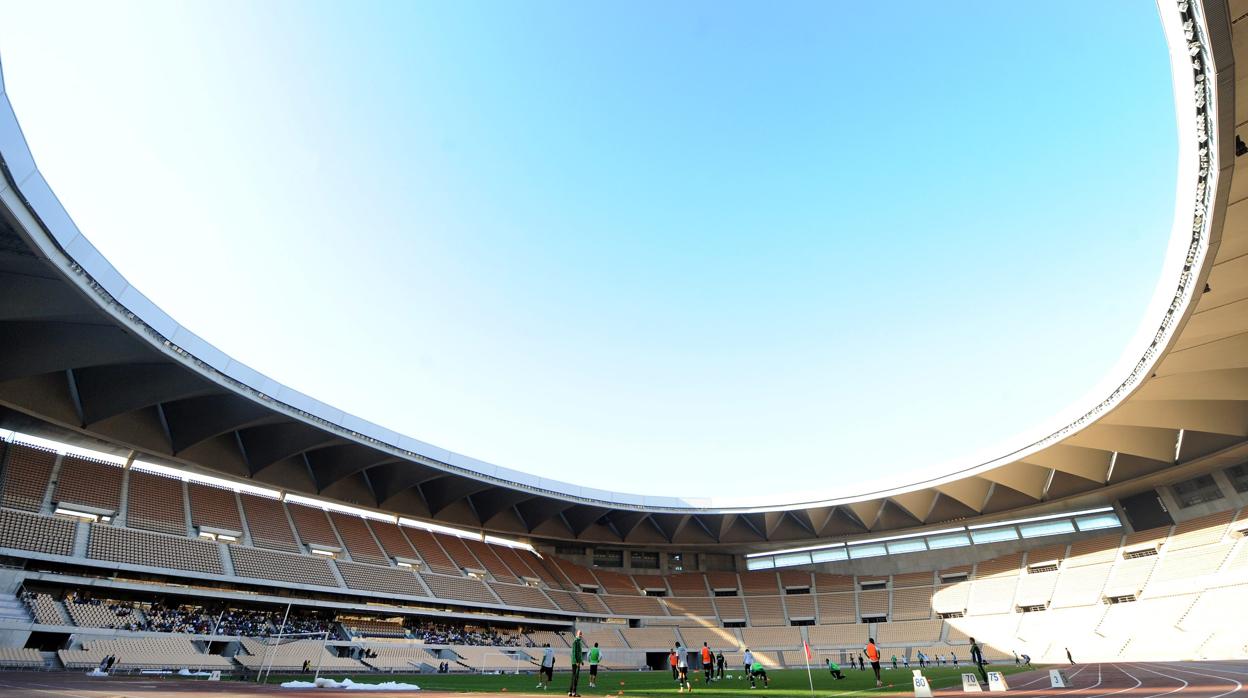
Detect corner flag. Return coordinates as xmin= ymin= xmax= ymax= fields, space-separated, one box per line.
xmin=803 ymin=641 xmax=814 ymax=693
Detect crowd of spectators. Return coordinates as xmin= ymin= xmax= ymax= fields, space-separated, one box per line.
xmin=53 ymin=592 xmax=331 ymax=637
xmin=32 ymin=590 xmax=531 ymax=646
xmin=406 ymin=620 xmax=522 ymax=646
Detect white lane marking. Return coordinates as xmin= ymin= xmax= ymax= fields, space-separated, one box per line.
xmin=1145 ymin=662 xmax=1244 ymax=698
xmin=1056 ymin=663 xmax=1104 ymax=695
xmin=1082 ymin=664 xmax=1141 ymax=698
xmin=1120 ymin=663 xmax=1188 ymax=698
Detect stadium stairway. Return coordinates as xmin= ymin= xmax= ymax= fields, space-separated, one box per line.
xmin=0 ymin=593 xmax=31 ymax=624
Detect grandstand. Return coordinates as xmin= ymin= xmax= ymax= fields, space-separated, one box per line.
xmin=0 ymin=0 xmax=1242 ymax=686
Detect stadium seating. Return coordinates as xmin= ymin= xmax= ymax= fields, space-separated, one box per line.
xmin=3 ymin=433 xmax=1247 ymax=673
xmin=60 ymin=637 xmax=234 ymax=671
xmin=420 ymin=573 xmax=500 ymax=605
xmin=287 ymin=504 xmax=340 ymax=550
xmin=783 ymin=593 xmax=816 ymax=621
xmin=52 ymin=456 xmax=123 ymax=513
xmin=677 ymin=625 xmax=741 ymax=650
xmin=361 ymin=644 xmax=437 ymax=672
xmin=404 ymin=528 xmax=460 ymax=576
xmin=125 ymin=469 xmax=187 ymax=537
xmin=187 ymin=481 xmax=244 ymax=533
xmin=463 ymin=538 xmax=519 ymax=582
xmin=815 ymin=592 xmax=855 ymax=624
xmin=744 ymin=595 xmax=786 ymax=626
xmin=239 ymin=493 xmax=301 ymax=552
xmin=713 ymin=595 xmax=746 ymax=621
xmin=0 ymin=508 xmax=76 ymax=555
xmin=336 ymin=559 xmax=427 ymax=596
xmin=0 ymin=647 xmax=46 ymax=668
xmin=620 ymin=626 xmax=678 ymax=649
xmin=236 ymin=637 xmax=366 ymax=672
xmin=230 ymin=544 xmax=339 ymax=587
xmin=23 ymin=593 xmax=68 ymax=625
xmin=88 ymin=524 xmax=223 ymax=574
xmin=328 ymin=512 xmax=388 ymax=565
xmin=489 ymin=581 xmax=556 ymax=610
xmin=343 ymin=617 xmax=406 ymax=638
xmin=601 ymin=593 xmax=666 ymax=616
xmin=0 ymin=443 xmax=55 ymax=511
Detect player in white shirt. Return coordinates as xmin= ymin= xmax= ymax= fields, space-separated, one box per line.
xmin=537 ymin=644 xmax=555 ymax=689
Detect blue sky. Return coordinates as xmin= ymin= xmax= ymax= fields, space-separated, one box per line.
xmin=0 ymin=1 xmax=1176 ymax=500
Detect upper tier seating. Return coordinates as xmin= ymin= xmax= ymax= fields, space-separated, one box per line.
xmin=238 ymin=493 xmax=300 ymax=552
xmin=0 ymin=443 xmax=55 ymax=511
xmin=187 ymin=481 xmax=243 ymax=533
xmin=463 ymin=537 xmax=518 ymax=582
xmin=784 ymin=593 xmax=816 ymax=621
xmin=594 ymin=568 xmax=640 ymax=594
xmin=620 ymin=626 xmax=678 ymax=649
xmin=436 ymin=533 xmax=485 ymax=573
xmin=489 ymin=581 xmax=556 ymax=610
xmin=403 ymin=528 xmax=459 ymax=576
xmin=126 ymin=469 xmax=187 ymax=537
xmin=368 ymin=519 xmax=420 ymax=562
xmin=329 ymin=512 xmax=388 ymax=565
xmin=53 ymin=456 xmax=122 ymax=512
xmin=286 ymin=504 xmax=340 ymax=549
xmin=667 ymin=573 xmax=710 ymax=596
xmin=713 ymin=595 xmax=746 ymax=621
xmin=602 ymin=594 xmax=666 ymax=616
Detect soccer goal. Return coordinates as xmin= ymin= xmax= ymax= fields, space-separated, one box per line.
xmin=252 ymin=630 xmax=334 ymax=684
xmin=480 ymin=650 xmax=527 ymax=675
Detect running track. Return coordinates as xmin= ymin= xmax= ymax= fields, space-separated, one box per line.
xmin=0 ymin=662 xmax=1244 ymax=698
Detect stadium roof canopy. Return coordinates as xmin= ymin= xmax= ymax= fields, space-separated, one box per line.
xmin=0 ymin=1 xmax=1244 ymax=547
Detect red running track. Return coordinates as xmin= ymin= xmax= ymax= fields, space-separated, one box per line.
xmin=0 ymin=662 xmax=1243 ymax=698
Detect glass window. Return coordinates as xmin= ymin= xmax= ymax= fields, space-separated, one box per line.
xmin=593 ymin=548 xmax=623 ymax=567
xmin=811 ymin=548 xmax=848 ymax=563
xmin=746 ymin=557 xmax=775 ymax=570
xmin=847 ymin=544 xmax=887 ymax=559
xmin=886 ymin=538 xmax=927 ymax=554
xmin=1074 ymin=513 xmax=1122 ymax=531
xmin=775 ymin=552 xmax=813 ymax=568
xmin=926 ymin=532 xmax=971 ymax=550
xmin=1019 ymin=520 xmax=1075 ymax=538
xmin=970 ymin=527 xmax=1018 ymax=544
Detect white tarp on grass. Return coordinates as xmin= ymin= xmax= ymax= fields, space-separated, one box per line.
xmin=281 ymin=677 xmax=421 ymax=691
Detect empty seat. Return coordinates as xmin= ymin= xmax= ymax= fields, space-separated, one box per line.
xmin=126 ymin=469 xmax=187 ymax=536
xmin=336 ymin=559 xmax=427 ymax=596
xmin=0 ymin=509 xmax=75 ymax=556
xmin=230 ymin=544 xmax=339 ymax=587
xmin=0 ymin=442 xmax=56 ymax=511
xmin=239 ymin=493 xmax=300 ymax=552
xmin=188 ymin=481 xmax=244 ymax=533
xmin=53 ymin=455 xmax=122 ymax=512
xmin=88 ymin=524 xmax=222 ymax=574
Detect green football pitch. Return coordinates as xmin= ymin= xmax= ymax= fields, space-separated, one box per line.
xmin=265 ymin=664 xmax=1035 ymax=696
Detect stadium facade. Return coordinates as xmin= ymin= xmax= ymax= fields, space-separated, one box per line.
xmin=0 ymin=0 xmax=1242 ymax=675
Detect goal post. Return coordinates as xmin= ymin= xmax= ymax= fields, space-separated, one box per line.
xmin=252 ymin=630 xmax=333 ymax=684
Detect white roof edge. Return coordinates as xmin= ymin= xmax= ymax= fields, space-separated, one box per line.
xmin=0 ymin=6 xmax=1222 ymax=513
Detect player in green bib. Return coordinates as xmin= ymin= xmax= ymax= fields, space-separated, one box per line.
xmin=749 ymin=661 xmax=769 ymax=688
xmin=588 ymin=643 xmax=601 ymax=688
